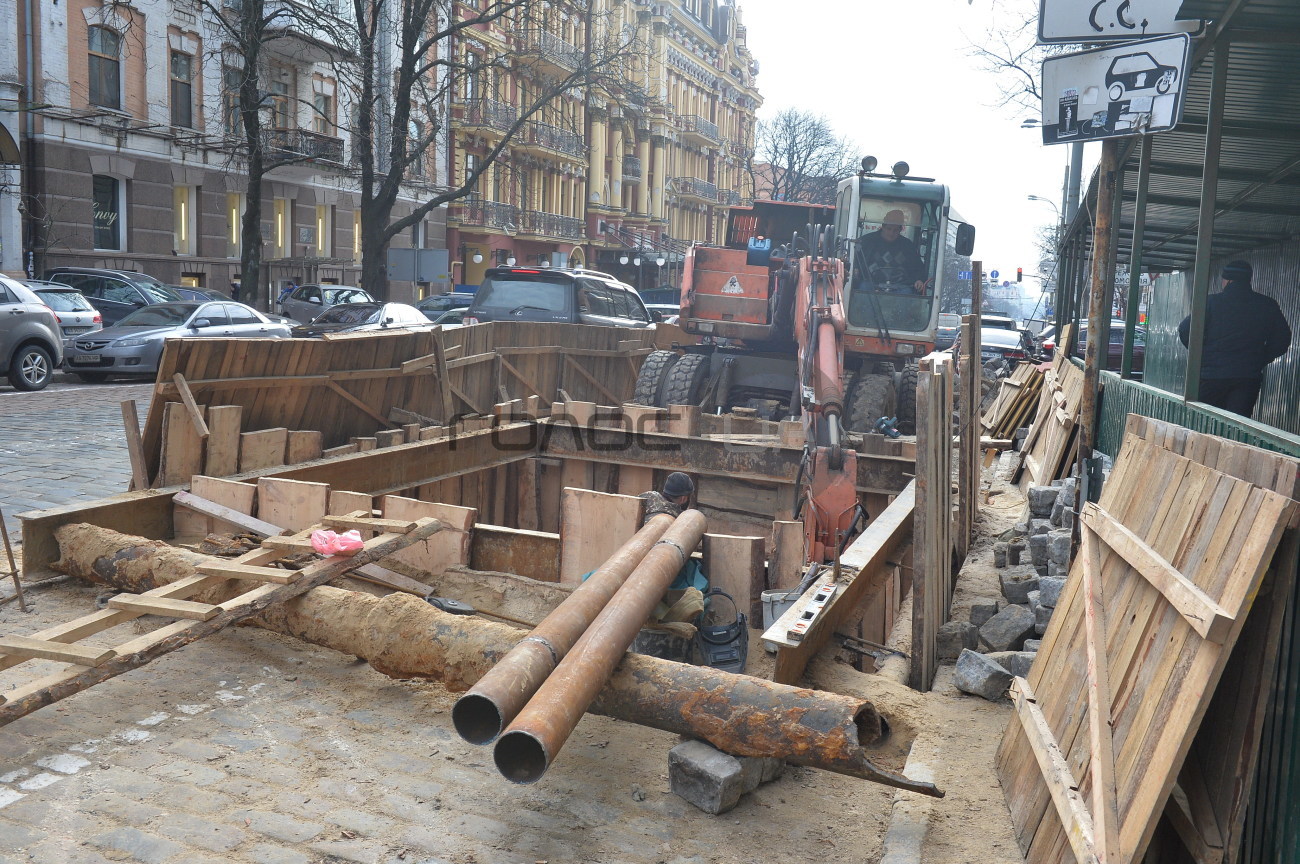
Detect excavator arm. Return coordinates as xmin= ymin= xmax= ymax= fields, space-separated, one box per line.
xmin=792 ymin=226 xmax=860 ymax=566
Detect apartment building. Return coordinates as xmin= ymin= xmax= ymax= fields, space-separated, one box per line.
xmin=10 ymin=0 xmax=445 ymax=305
xmin=445 ymin=0 xmax=760 ymax=292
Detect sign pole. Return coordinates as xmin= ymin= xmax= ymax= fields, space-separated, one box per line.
xmin=1078 ymin=138 xmax=1119 ymax=498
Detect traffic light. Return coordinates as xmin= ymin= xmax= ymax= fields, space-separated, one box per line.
xmin=1016 ymin=267 xmax=1023 ymax=283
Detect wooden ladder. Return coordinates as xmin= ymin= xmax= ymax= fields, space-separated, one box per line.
xmin=0 ymin=513 xmax=444 ymax=726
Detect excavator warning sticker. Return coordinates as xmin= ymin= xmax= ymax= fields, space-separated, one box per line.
xmin=721 ymin=276 xmax=744 ymax=295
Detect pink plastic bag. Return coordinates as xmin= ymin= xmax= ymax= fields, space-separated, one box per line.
xmin=310 ymin=529 xmax=364 ymax=557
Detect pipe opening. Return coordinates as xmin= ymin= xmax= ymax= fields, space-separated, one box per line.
xmin=853 ymin=705 xmax=887 ymax=747
xmin=452 ymin=694 xmax=505 ymax=745
xmin=493 ymin=730 xmax=550 ymax=784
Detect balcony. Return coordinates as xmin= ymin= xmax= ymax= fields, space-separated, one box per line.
xmin=519 ymin=29 xmax=583 ymax=74
xmin=622 ymin=155 xmax=642 ymax=182
xmin=261 ymin=128 xmax=345 ymax=164
xmin=518 ymin=210 xmax=585 ymax=241
xmin=454 ymin=196 xmax=520 ymax=232
xmin=457 ymin=98 xmax=518 ymax=138
xmin=718 ymin=189 xmax=741 ymax=206
xmin=515 ymin=121 xmax=584 ymax=159
xmin=670 ymin=176 xmax=718 ymax=204
xmin=676 ymin=114 xmax=721 ymax=145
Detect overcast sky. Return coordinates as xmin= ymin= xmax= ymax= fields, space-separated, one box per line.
xmin=737 ymin=0 xmax=1094 ymax=294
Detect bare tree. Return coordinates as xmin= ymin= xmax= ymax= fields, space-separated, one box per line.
xmin=197 ymin=0 xmax=340 ymax=300
xmin=751 ymin=109 xmax=858 ymax=206
xmin=966 ymin=0 xmax=1077 ymax=118
xmin=336 ymin=0 xmax=637 ymax=298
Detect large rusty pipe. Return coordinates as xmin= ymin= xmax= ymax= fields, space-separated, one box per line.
xmin=494 ymin=510 xmax=709 ymax=784
xmin=453 ymin=514 xmax=674 ymax=744
xmin=47 ymin=523 xmax=941 ymax=797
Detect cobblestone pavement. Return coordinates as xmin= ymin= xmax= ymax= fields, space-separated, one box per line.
xmin=0 ymin=381 xmax=152 ymax=543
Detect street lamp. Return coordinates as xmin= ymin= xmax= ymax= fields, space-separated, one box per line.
xmin=1027 ymin=194 xmax=1061 ymax=220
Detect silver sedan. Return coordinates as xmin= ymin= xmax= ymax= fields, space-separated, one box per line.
xmin=64 ymin=301 xmax=292 ymax=382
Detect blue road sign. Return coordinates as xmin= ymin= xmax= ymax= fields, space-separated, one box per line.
xmin=989 ymin=270 xmax=1000 ymax=279
xmin=958 ymin=270 xmax=973 ymax=280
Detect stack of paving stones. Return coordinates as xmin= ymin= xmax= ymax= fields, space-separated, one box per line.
xmin=949 ymin=477 xmax=1075 ymax=702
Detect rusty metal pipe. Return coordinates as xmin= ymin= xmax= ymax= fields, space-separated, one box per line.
xmin=494 ymin=510 xmax=709 ymax=784
xmin=453 ymin=514 xmax=674 ymax=744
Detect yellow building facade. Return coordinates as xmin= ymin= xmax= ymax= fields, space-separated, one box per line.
xmin=446 ymin=0 xmax=760 ymax=292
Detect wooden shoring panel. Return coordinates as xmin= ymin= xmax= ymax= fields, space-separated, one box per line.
xmin=1017 ymin=355 xmax=1085 ymax=491
xmin=379 ymin=496 xmax=476 ymax=576
xmin=158 ymin=402 xmax=206 ymax=488
xmin=558 ymin=488 xmax=645 ymax=585
xmin=911 ymin=353 xmax=953 ymax=692
xmin=957 ymin=315 xmax=980 ymax=558
xmin=173 ymin=476 xmax=259 ymax=540
xmin=257 ymin=477 xmax=331 ymax=532
xmin=996 ymin=420 xmax=1297 ymax=864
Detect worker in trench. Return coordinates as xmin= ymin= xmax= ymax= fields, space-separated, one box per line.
xmin=638 ymin=471 xmax=695 ymax=522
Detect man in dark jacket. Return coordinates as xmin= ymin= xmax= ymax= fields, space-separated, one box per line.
xmin=639 ymin=472 xmax=694 ymax=525
xmin=1177 ymin=260 xmax=1291 ymax=417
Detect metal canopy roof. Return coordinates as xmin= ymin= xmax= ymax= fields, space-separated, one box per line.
xmin=1065 ymin=0 xmax=1300 ymax=271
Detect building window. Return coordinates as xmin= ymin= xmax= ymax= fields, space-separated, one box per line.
xmin=88 ymin=26 xmax=122 ymax=110
xmin=465 ymin=153 xmax=478 ymax=191
xmin=313 ymin=93 xmax=333 ymax=135
xmin=174 ymin=186 xmax=196 ymax=255
xmin=226 ymin=192 xmax=243 ymax=258
xmin=223 ymin=66 xmax=242 ymax=135
xmin=315 ymin=205 xmax=332 ymax=256
xmin=353 ymin=210 xmax=361 ymax=263
xmin=170 ymin=51 xmax=194 ymax=127
xmin=269 ymin=73 xmax=291 ymax=129
xmin=93 ymin=175 xmax=123 ymax=250
xmin=408 ymin=120 xmax=423 ymax=177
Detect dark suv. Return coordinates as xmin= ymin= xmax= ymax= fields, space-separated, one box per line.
xmin=44 ymin=267 xmax=181 ymax=326
xmin=463 ymin=267 xmax=653 ymax=328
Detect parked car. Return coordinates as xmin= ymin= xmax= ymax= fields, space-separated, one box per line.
xmin=43 ymin=267 xmax=182 ymax=327
xmin=171 ymin=286 xmax=232 ymax=303
xmin=1038 ymin=319 xmax=1145 ymax=376
xmin=973 ymin=327 xmax=1038 ymax=364
xmin=428 ymin=309 xmax=466 ymax=328
xmin=280 ymin=284 xmax=375 ymax=323
xmin=415 ymin=293 xmax=476 ymax=320
xmin=28 ymin=280 xmax=103 ymax=353
xmin=290 ymin=302 xmax=437 ymax=338
xmin=644 ymin=303 xmax=680 ymax=323
xmin=0 ymin=274 xmax=63 ymax=391
xmin=979 ymin=314 xmax=1019 ymax=331
xmin=463 ymin=267 xmax=653 ymax=328
xmin=65 ymin=301 xmax=291 ymax=382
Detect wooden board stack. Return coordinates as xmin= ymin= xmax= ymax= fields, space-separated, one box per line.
xmin=981 ymin=362 xmax=1045 ymax=439
xmin=1015 ymin=353 xmax=1084 ymax=490
xmin=996 ymin=414 xmax=1300 ymax=864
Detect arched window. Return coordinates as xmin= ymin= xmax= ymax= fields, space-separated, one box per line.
xmin=88 ymin=26 xmax=122 ymax=110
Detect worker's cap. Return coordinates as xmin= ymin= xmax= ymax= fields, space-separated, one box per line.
xmin=663 ymin=472 xmax=694 ymax=498
xmin=882 ymin=209 xmax=907 ymax=227
xmin=1221 ymin=260 xmax=1253 ymax=282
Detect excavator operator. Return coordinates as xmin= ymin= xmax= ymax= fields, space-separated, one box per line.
xmin=856 ymin=209 xmax=928 ymax=294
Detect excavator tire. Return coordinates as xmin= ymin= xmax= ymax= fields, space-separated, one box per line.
xmin=632 ymin=350 xmax=677 ymax=406
xmin=659 ymin=353 xmax=711 ymax=408
xmin=896 ymin=364 xmax=919 ymax=435
xmin=845 ymin=373 xmax=896 ymax=433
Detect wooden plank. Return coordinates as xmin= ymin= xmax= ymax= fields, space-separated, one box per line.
xmin=172 ymin=373 xmax=211 ymax=438
xmin=328 ymin=490 xmax=374 ymax=517
xmin=322 ymin=513 xmax=417 ymax=534
xmin=326 ymin=379 xmax=399 ymax=429
xmin=194 ymin=562 xmax=298 ymax=585
xmin=1010 ymin=678 xmax=1102 ymax=864
xmin=432 ymin=331 xmax=454 ymax=422
xmin=703 ymin=534 xmax=766 ymax=623
xmin=121 ymin=399 xmax=150 ymax=490
xmin=1080 ymin=503 xmax=1235 ymax=644
xmin=174 ymin=483 xmax=269 ymax=539
xmin=158 ymin=402 xmax=206 ymax=488
xmin=172 ymin=488 xmax=284 ymax=535
xmin=286 ymin=430 xmax=324 ymax=464
xmin=564 ymin=355 xmax=620 ymax=404
xmin=106 ymin=595 xmax=220 ymax=621
xmin=617 ymin=465 xmax=655 ymax=497
xmin=769 ymin=520 xmax=806 ymax=590
xmin=380 ymin=497 xmax=476 ymax=576
xmin=239 ymin=428 xmax=288 ymax=473
xmin=1080 ymin=525 xmax=1121 ymax=861
xmin=558 ymin=488 xmax=644 ymax=585
xmin=256 ymin=477 xmax=330 ymax=532
xmin=666 ymin=404 xmax=700 ymax=437
xmin=375 ymin=429 xmax=405 ymax=448
xmin=321 ymin=443 xmax=358 ymax=458
xmin=204 ymin=405 xmax=243 ymax=477
xmin=0 ymin=635 xmax=116 ymax=667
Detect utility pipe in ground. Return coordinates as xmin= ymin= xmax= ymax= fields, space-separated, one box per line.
xmin=494 ymin=510 xmax=708 ymax=783
xmin=453 ymin=514 xmax=674 ymax=744
xmin=46 ymin=523 xmax=940 ymax=796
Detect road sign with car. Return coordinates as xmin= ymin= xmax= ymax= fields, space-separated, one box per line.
xmin=1039 ymin=34 xmax=1189 ymax=145
xmin=1037 ymin=0 xmax=1202 ymax=44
